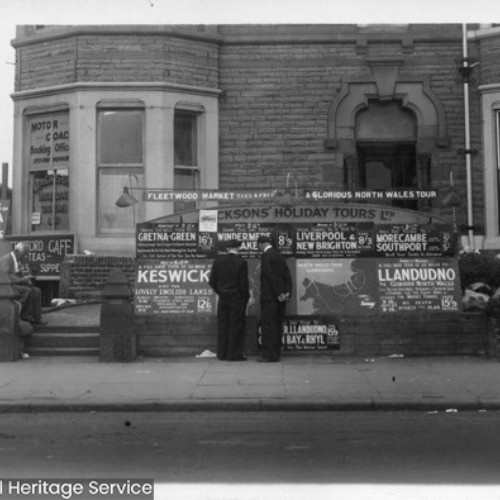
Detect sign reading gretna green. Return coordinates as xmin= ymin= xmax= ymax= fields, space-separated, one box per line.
xmin=135 ymin=203 xmax=461 ymax=334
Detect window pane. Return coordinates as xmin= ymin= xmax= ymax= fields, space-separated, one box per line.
xmin=27 ymin=111 xmax=70 ymax=171
xmin=98 ymin=172 xmax=144 ymax=234
xmin=30 ymin=169 xmax=69 ymax=232
xmin=174 ymin=168 xmax=198 ymax=213
xmin=98 ymin=110 xmax=143 ymax=165
xmin=174 ymin=112 xmax=197 ymax=166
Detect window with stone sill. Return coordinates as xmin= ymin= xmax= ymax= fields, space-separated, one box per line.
xmin=174 ymin=110 xmax=200 ymax=214
xmin=97 ymin=108 xmax=145 ymax=234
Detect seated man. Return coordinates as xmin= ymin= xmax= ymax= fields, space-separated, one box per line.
xmin=0 ymin=242 xmax=46 ymax=326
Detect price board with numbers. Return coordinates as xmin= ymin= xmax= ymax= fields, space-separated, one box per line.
xmin=215 ymin=223 xmax=293 ymax=258
xmin=294 ymin=222 xmax=374 ymax=258
xmin=373 ymin=224 xmax=455 ymax=258
xmin=376 ymin=258 xmax=461 ymax=313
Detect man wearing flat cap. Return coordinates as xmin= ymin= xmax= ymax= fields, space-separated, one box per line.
xmin=209 ymin=238 xmax=250 ymax=361
xmin=256 ymin=234 xmax=292 ymax=362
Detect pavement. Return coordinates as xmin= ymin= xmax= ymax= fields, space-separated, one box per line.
xmin=2 ymin=303 xmax=500 ymax=413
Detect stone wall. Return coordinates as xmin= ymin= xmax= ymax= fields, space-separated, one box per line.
xmin=15 ymin=26 xmax=220 ymax=91
xmin=479 ymin=32 xmax=500 ymax=85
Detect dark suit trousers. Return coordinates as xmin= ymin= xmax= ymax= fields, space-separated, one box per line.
xmin=260 ymin=300 xmax=285 ymax=361
xmin=216 ymin=295 xmax=247 ymax=360
xmin=14 ymin=284 xmax=42 ymax=322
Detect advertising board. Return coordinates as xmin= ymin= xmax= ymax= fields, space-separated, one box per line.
xmin=135 ymin=259 xmax=216 ymax=315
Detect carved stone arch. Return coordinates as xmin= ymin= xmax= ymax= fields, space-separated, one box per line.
xmin=326 ymin=75 xmax=449 ymax=153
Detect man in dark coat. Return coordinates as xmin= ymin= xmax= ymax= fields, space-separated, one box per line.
xmin=209 ymin=239 xmax=250 ymax=361
xmin=0 ymin=242 xmax=46 ymax=326
xmin=257 ymin=234 xmax=292 ymax=362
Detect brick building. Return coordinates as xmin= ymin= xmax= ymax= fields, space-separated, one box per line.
xmin=8 ymin=24 xmax=500 ymax=300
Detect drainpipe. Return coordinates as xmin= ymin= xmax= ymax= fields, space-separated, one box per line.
xmin=462 ymin=23 xmax=475 ymax=250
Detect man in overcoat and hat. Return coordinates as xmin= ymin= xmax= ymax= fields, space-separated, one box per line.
xmin=209 ymin=238 xmax=250 ymax=361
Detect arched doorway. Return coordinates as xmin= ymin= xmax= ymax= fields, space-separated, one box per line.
xmin=326 ymin=74 xmax=449 ymax=212
xmin=355 ymin=101 xmax=417 ymax=209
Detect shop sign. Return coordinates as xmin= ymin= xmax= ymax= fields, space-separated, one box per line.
xmin=143 ymin=203 xmax=448 ymax=226
xmin=27 ymin=112 xmax=70 ymax=170
xmin=146 ymin=188 xmax=277 ymax=202
xmin=7 ymin=234 xmax=75 ymax=278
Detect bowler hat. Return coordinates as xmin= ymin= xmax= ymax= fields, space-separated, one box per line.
xmin=226 ymin=239 xmax=242 ymax=248
xmin=257 ymin=235 xmax=272 ymax=244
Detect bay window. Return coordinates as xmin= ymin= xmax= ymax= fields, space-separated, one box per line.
xmin=97 ymin=107 xmax=145 ymax=234
xmin=174 ymin=110 xmax=200 ymax=213
xmin=27 ymin=110 xmax=70 ymax=233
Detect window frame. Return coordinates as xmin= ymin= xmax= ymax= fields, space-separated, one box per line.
xmin=25 ymin=109 xmax=70 ymax=234
xmin=96 ymin=105 xmax=145 ymax=236
xmin=173 ymin=109 xmax=202 ymax=214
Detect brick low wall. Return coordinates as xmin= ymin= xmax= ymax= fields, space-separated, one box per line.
xmin=134 ymin=311 xmax=489 ymax=357
xmin=59 ymin=254 xmax=489 ymax=357
xmin=337 ymin=312 xmax=488 ymax=357
xmin=60 ymin=255 xmax=136 ymax=300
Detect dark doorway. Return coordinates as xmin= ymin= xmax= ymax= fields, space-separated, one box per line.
xmin=357 ymin=143 xmax=417 ymax=209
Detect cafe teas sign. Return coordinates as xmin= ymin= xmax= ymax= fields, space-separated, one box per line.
xmin=7 ymin=234 xmax=75 ymax=278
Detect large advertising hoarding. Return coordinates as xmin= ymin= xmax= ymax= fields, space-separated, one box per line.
xmin=134 ymin=204 xmax=461 ymax=353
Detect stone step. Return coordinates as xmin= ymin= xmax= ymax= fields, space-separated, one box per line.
xmin=27 ymin=332 xmax=100 ymax=349
xmin=24 ymin=327 xmax=100 ymax=356
xmin=25 ymin=347 xmax=100 ymax=357
xmin=35 ymin=325 xmax=100 ymax=334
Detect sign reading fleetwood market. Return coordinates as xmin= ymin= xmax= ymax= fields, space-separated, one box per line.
xmin=144 ymin=188 xmax=438 ymax=203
